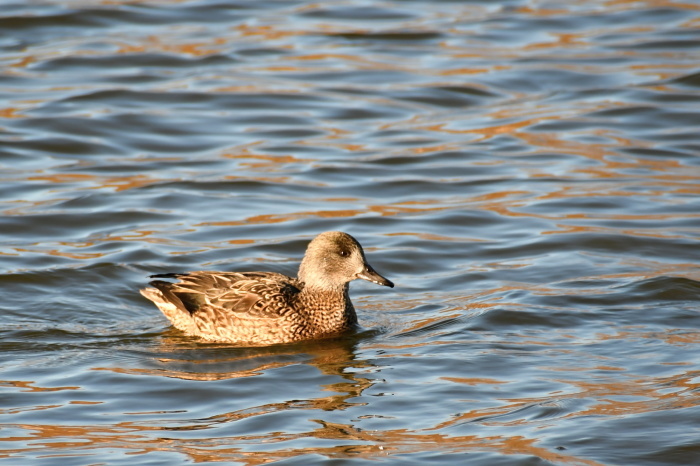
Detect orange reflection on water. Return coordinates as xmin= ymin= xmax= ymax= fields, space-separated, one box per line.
xmin=1 ymin=420 xmax=605 ymax=465
xmin=237 ymin=23 xmax=302 ymax=41
xmin=0 ymin=107 xmax=24 ymax=119
xmin=596 ymin=328 xmax=700 ymax=349
xmin=114 ymin=35 xmax=225 ymax=57
xmin=0 ymin=380 xmax=79 ymax=393
xmin=13 ymin=247 xmax=104 ymax=260
xmin=199 ymin=201 xmax=454 ymax=228
xmin=5 ymin=323 xmax=679 ymax=466
xmin=441 ymin=377 xmax=507 ymax=386
xmin=542 ymin=222 xmax=698 ymax=240
xmin=556 ymin=370 xmax=700 ymax=418
xmin=27 ymin=173 xmax=166 ymax=192
xmin=437 ymin=67 xmax=494 ymax=76
xmin=223 ymin=151 xmax=312 ymax=167
xmin=386 ymin=231 xmax=485 ymax=242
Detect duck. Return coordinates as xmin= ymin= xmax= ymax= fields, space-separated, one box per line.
xmin=140 ymin=231 xmax=394 ymax=345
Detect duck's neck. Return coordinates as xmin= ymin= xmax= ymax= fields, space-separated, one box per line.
xmin=296 ymin=283 xmax=358 ymax=333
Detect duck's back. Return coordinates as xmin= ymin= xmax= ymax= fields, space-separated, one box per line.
xmin=141 ymin=271 xmax=307 ymax=344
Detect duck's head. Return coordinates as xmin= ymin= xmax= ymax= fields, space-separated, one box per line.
xmin=298 ymin=231 xmax=394 ymax=291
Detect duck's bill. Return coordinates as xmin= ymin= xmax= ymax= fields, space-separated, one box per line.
xmin=356 ymin=265 xmax=394 ymax=288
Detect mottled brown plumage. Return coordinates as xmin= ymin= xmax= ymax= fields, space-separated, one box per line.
xmin=140 ymin=231 xmax=394 ymax=345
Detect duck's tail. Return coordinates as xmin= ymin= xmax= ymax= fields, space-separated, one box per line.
xmin=140 ymin=285 xmax=199 ymax=335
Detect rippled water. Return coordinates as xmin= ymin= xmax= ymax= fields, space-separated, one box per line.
xmin=2 ymin=0 xmax=700 ymax=464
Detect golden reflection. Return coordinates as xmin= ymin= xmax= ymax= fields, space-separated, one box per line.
xmin=542 ymin=222 xmax=697 ymax=240
xmin=96 ymin=334 xmax=372 ymax=387
xmin=420 ymin=371 xmax=699 ymax=463
xmin=0 ymin=107 xmax=24 ymax=118
xmin=404 ymin=142 xmax=455 ymax=154
xmin=0 ymin=380 xmax=79 ymax=393
xmin=514 ymin=5 xmax=568 ymax=15
xmin=596 ymin=328 xmax=700 ymax=349
xmin=2 ymin=198 xmax=69 ymax=217
xmin=27 ymin=173 xmax=167 ymax=192
xmin=115 ymin=36 xmax=222 ymax=57
xmin=559 ymin=370 xmax=700 ymax=417
xmin=386 ymin=231 xmax=485 ymax=242
xmin=7 ymin=330 xmax=694 ymax=465
xmin=437 ymin=67 xmax=493 ymax=76
xmin=222 ymin=152 xmax=312 ymax=167
xmin=13 ymin=247 xmax=104 ymax=260
xmin=9 ymin=227 xmax=260 ymax=261
xmin=441 ymin=377 xmax=506 ymax=386
xmin=420 ymin=117 xmax=537 ymax=141
xmin=236 ymin=23 xmax=302 ymax=41
xmin=8 ymin=55 xmax=34 ymax=69
xmin=291 ymin=53 xmax=388 ymax=68
xmin=2 ymin=419 xmax=607 ymax=465
xmin=198 ymin=202 xmax=457 ymax=228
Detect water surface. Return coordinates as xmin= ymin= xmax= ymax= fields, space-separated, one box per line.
xmin=1 ymin=0 xmax=700 ymax=464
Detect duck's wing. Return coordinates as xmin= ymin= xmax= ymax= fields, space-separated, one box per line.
xmin=146 ymin=271 xmax=301 ymax=319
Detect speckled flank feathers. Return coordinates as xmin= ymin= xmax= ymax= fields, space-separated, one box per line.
xmin=140 ymin=231 xmax=394 ymax=345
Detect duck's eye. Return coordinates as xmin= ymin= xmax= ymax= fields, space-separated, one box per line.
xmin=339 ymin=250 xmax=349 ymax=257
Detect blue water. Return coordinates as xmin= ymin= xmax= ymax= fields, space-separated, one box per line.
xmin=1 ymin=1 xmax=700 ymax=464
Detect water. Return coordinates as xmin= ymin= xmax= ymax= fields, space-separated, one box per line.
xmin=1 ymin=0 xmax=700 ymax=464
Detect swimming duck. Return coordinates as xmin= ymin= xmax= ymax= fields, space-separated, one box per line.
xmin=140 ymin=231 xmax=394 ymax=345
